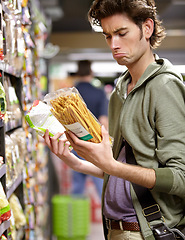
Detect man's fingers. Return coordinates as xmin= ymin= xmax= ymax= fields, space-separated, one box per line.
xmin=63 ymin=140 xmax=72 ymax=154
xmin=101 ymin=125 xmax=110 ymax=143
xmin=44 ymin=129 xmax=52 ymax=148
xmin=65 ymin=131 xmax=82 ymax=147
xmin=52 ymin=132 xmax=64 ymax=140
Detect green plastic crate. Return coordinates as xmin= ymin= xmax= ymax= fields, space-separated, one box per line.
xmin=52 ymin=195 xmax=90 ymax=239
xmin=57 ymin=237 xmax=86 ymax=240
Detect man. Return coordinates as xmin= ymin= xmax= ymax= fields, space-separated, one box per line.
xmin=71 ymin=59 xmax=108 ymax=198
xmin=44 ymin=0 xmax=185 ymax=239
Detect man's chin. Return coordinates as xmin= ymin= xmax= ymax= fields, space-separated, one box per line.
xmin=115 ymin=59 xmax=128 ymax=66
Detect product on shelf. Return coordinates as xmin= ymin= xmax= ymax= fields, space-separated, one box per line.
xmin=0 ymin=30 xmax=4 ymax=61
xmin=9 ymin=128 xmax=27 ymax=174
xmin=5 ymin=134 xmax=19 ymax=187
xmin=14 ymin=21 xmax=25 ymax=73
xmin=24 ymin=204 xmax=35 ymax=230
xmin=9 ymin=210 xmax=16 ymax=240
xmin=0 ymin=182 xmax=11 ymax=224
xmin=25 ymin=100 xmax=66 ymax=138
xmin=2 ymin=0 xmax=26 ymax=73
xmin=23 ymin=174 xmax=35 ymax=205
xmin=3 ymin=13 xmax=14 ymax=66
xmin=0 ymin=0 xmax=51 ymax=239
xmin=3 ymin=76 xmax=22 ymax=124
xmin=0 ymin=80 xmax=7 ymax=119
xmin=44 ymin=87 xmax=113 ymax=143
xmin=9 ymin=194 xmax=26 ymax=229
xmin=0 ymin=235 xmax=8 ymax=240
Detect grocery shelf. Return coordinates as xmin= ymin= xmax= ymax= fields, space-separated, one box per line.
xmin=0 ymin=62 xmax=21 ymax=78
xmin=6 ymin=174 xmax=23 ymax=199
xmin=0 ymin=0 xmax=51 ymax=238
xmin=4 ymin=119 xmax=22 ymax=133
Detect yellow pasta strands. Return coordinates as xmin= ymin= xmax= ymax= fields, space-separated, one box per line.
xmin=50 ymin=92 xmax=102 ymax=143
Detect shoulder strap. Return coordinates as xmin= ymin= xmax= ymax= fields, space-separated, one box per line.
xmin=125 ymin=141 xmax=162 ymax=222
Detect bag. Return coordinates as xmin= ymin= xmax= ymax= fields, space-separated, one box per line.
xmin=152 ymin=225 xmax=175 ymax=239
xmin=125 ymin=141 xmax=185 ymax=240
xmin=152 ymin=223 xmax=185 ymax=240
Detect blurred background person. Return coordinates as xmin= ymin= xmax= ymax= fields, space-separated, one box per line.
xmin=71 ymin=59 xmax=109 ymax=198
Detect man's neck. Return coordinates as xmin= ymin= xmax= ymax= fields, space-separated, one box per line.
xmin=127 ymin=51 xmax=155 ymax=88
xmin=78 ymin=75 xmax=92 ymax=83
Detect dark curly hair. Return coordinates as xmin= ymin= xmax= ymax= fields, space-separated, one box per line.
xmin=88 ymin=0 xmax=166 ymax=49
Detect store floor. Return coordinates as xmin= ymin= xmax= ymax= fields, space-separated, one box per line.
xmin=87 ymin=222 xmax=104 ymax=240
xmin=52 ymin=222 xmax=104 ymax=240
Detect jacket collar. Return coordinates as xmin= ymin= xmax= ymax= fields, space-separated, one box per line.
xmin=115 ymin=56 xmax=183 ymax=101
xmin=115 ymin=57 xmax=164 ymax=100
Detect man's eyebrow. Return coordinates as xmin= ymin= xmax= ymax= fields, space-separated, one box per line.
xmin=103 ymin=27 xmax=128 ymax=35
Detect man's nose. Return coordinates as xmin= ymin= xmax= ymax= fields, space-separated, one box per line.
xmin=110 ymin=36 xmax=120 ymax=50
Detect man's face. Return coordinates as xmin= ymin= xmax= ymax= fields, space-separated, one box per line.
xmin=101 ymin=13 xmax=149 ymax=67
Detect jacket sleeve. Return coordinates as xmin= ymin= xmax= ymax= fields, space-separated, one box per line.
xmin=152 ymin=78 xmax=185 ymax=198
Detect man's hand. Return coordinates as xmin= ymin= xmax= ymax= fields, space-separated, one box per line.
xmin=66 ymin=125 xmax=116 ymax=175
xmin=43 ymin=129 xmax=104 ymax=178
xmin=43 ymin=129 xmax=81 ymax=169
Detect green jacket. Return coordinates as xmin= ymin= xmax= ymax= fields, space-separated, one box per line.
xmin=102 ymin=57 xmax=185 ymax=240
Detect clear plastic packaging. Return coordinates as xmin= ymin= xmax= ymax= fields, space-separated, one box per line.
xmin=44 ymin=87 xmax=107 ymax=143
xmin=5 ymin=134 xmax=19 ymax=187
xmin=9 ymin=194 xmax=26 ymax=229
xmin=0 ymin=81 xmax=7 ymax=119
xmin=10 ymin=128 xmax=26 ymax=174
xmin=25 ymin=100 xmax=66 ymax=138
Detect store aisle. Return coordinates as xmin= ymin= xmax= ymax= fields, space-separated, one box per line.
xmin=88 ymin=223 xmax=104 ymax=240
xmin=52 ymin=223 xmax=104 ymax=240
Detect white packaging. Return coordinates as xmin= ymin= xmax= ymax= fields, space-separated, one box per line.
xmin=25 ymin=100 xmax=66 ymax=138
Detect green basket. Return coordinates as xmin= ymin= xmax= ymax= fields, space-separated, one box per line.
xmin=52 ymin=195 xmax=90 ymax=238
xmin=57 ymin=237 xmax=86 ymax=240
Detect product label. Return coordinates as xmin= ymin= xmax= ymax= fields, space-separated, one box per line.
xmin=64 ymin=122 xmax=93 ymax=141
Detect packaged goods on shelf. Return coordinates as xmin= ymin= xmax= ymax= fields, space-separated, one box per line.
xmin=0 ymin=0 xmax=51 ymax=238
xmin=9 ymin=128 xmax=27 ymax=174
xmin=2 ymin=0 xmax=26 ymax=74
xmin=5 ymin=134 xmax=19 ymax=188
xmin=9 ymin=194 xmax=26 ymax=230
xmin=13 ymin=22 xmax=25 ymax=73
xmin=3 ymin=76 xmax=22 ymax=125
xmin=9 ymin=211 xmax=16 ymax=240
xmin=0 ymin=235 xmax=8 ymax=240
xmin=8 ymin=204 xmax=26 ymax=240
xmin=0 ymin=182 xmax=11 ymax=224
xmin=3 ymin=13 xmax=15 ymax=66
xmin=0 ymin=30 xmax=4 ymax=61
xmin=0 ymin=81 xmax=7 ymax=119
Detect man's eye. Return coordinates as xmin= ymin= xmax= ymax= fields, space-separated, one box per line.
xmin=105 ymin=35 xmax=111 ymax=39
xmin=119 ymin=33 xmax=126 ymax=37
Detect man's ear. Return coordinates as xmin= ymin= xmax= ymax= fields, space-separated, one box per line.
xmin=143 ymin=18 xmax=154 ymax=39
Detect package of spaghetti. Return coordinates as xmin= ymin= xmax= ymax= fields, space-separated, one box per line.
xmin=44 ymin=87 xmax=112 ymax=144
xmin=25 ymin=100 xmax=66 ymax=138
